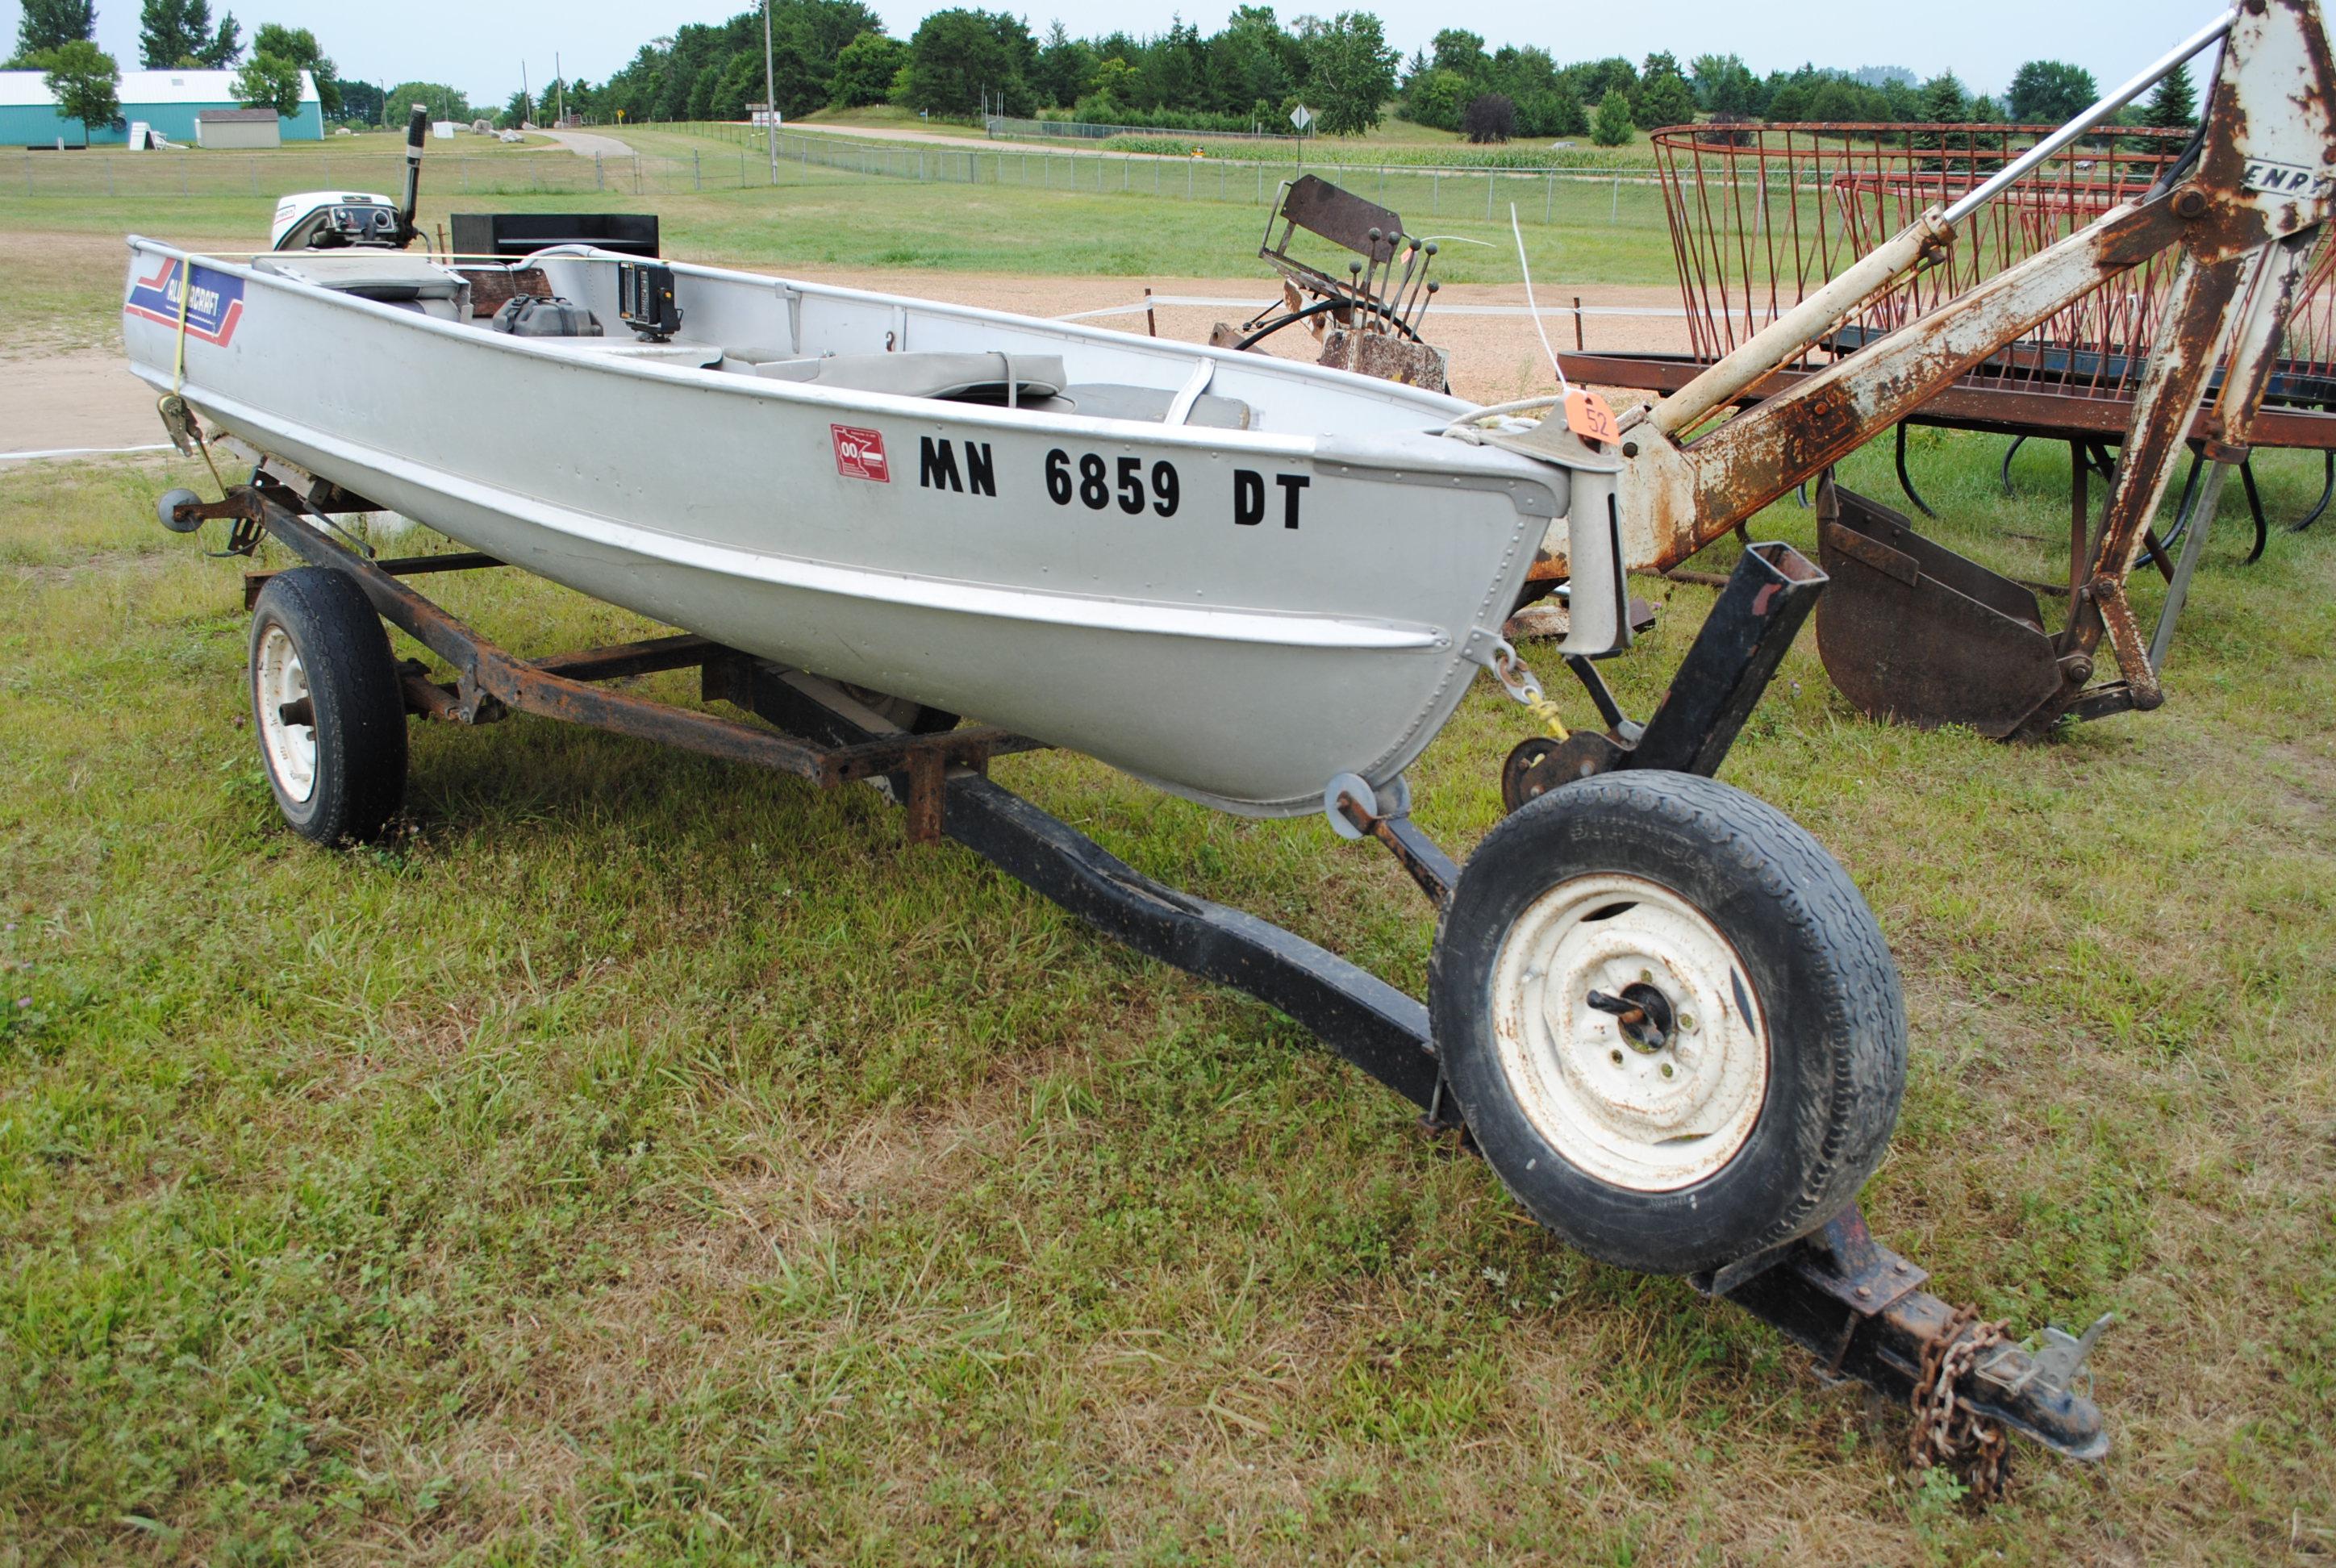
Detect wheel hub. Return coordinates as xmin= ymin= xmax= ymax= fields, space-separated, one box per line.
xmin=1489 ymin=874 xmax=1769 ymax=1191
xmin=255 ymin=623 xmax=319 ymax=805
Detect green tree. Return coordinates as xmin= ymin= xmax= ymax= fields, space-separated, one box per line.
xmin=708 ymin=52 xmax=760 ymax=119
xmin=1032 ymin=20 xmax=1093 ymax=107
xmin=1590 ymin=85 xmax=1633 ymax=146
xmin=1690 ymin=52 xmax=1755 ymax=115
xmin=250 ymin=23 xmax=339 ymax=115
xmin=836 ymin=31 xmax=906 ymax=107
xmin=1637 ymin=70 xmax=1696 ymax=130
xmin=140 ymin=0 xmax=213 ymax=69
xmin=2144 ymin=60 xmax=2197 ymax=127
xmin=1404 ymin=66 xmax=1466 ymax=131
xmin=1209 ymin=7 xmax=1297 ymax=120
xmin=832 ymin=31 xmax=907 ymax=107
xmin=1516 ymin=87 xmax=1584 ymax=139
xmin=1920 ymin=70 xmax=1967 ymax=123
xmin=1299 ymin=11 xmax=1396 ymax=136
xmin=1429 ymin=27 xmax=1483 ymax=77
xmin=2007 ymin=60 xmax=2096 ymax=124
xmin=14 ymin=0 xmax=94 ymax=58
xmin=41 ymin=39 xmax=119 ymax=140
xmin=386 ymin=81 xmax=469 ymax=123
xmin=902 ymin=10 xmax=1034 ymax=116
xmin=234 ymin=51 xmax=302 ymax=117
xmin=499 ymin=88 xmax=532 ymax=129
xmin=198 ymin=10 xmax=240 ymax=66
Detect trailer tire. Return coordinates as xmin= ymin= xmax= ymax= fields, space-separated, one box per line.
xmin=248 ymin=568 xmax=407 ymax=844
xmin=1429 ymin=771 xmax=1904 ymax=1276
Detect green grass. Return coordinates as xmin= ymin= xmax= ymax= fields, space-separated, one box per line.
xmin=2 ymin=412 xmax=2334 ymax=1559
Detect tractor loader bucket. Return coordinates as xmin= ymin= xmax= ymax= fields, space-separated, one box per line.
xmin=1813 ymin=481 xmax=2076 ymax=738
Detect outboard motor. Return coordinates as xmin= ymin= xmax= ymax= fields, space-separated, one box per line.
xmin=395 ymin=103 xmax=426 ymax=247
xmin=267 ymin=106 xmax=432 ymax=253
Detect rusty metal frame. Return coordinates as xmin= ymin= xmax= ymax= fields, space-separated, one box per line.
xmin=1573 ymin=0 xmax=2336 ymax=739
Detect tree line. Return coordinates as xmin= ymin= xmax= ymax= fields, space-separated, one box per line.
xmin=550 ymin=5 xmax=2203 ymax=147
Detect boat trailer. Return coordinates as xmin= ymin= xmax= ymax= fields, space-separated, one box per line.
xmin=165 ymin=475 xmax=2113 ymax=1491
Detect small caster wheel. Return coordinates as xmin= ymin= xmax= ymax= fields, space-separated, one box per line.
xmin=1430 ymin=770 xmax=1906 ymax=1276
xmin=248 ymin=567 xmax=408 ymax=844
xmin=156 ymin=487 xmax=204 ymax=533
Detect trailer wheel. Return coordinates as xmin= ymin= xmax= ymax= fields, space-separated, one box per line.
xmin=248 ymin=568 xmax=407 ymax=844
xmin=1429 ymin=771 xmax=1904 ymax=1276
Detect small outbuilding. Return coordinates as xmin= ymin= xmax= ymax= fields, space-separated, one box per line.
xmin=194 ymin=107 xmax=282 ymax=149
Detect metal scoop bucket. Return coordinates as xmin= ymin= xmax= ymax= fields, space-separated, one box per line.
xmin=1813 ymin=481 xmax=2078 ymax=739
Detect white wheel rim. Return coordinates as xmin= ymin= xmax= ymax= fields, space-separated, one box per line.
xmin=255 ymin=623 xmax=318 ymax=805
xmin=1489 ymin=873 xmax=1768 ymax=1191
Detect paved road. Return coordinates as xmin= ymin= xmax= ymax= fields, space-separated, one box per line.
xmin=540 ymin=127 xmax=636 ymax=160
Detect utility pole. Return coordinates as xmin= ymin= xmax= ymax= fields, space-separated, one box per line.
xmin=556 ymin=52 xmax=565 ymax=126
xmin=521 ymin=60 xmax=531 ymax=127
xmin=762 ymin=0 xmax=778 ymax=181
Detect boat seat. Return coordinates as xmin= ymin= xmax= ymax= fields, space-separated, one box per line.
xmin=749 ymin=352 xmax=1068 ymax=402
xmin=253 ymin=251 xmax=469 ymax=322
xmin=728 ymin=356 xmax=1251 ymax=429
xmin=1037 ymin=384 xmax=1252 ymax=431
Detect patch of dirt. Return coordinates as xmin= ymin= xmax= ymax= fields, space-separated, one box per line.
xmin=0 ymin=348 xmax=165 ymax=456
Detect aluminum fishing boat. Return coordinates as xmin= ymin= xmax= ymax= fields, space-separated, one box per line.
xmin=120 ymin=231 xmax=1605 ymax=818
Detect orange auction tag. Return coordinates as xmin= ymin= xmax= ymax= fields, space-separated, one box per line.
xmin=1564 ymin=388 xmax=1621 ymax=446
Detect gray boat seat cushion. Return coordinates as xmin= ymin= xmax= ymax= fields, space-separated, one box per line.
xmin=1042 ymin=383 xmax=1252 ymax=431
xmin=252 ymin=252 xmax=466 ymax=300
xmin=753 ymin=351 xmax=1066 ymax=402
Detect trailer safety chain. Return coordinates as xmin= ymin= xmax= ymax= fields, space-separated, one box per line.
xmin=1908 ymin=1304 xmax=2012 ymax=1501
xmin=1488 ymin=640 xmax=1570 ymax=740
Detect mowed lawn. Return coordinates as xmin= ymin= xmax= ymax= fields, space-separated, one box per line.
xmin=1 ymin=174 xmax=2333 ymax=1563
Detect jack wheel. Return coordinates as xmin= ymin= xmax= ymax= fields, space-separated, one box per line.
xmin=156 ymin=487 xmax=203 ymax=533
xmin=1429 ymin=771 xmax=1905 ymax=1275
xmin=248 ymin=568 xmax=408 ymax=844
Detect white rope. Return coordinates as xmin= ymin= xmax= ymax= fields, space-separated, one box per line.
xmin=1512 ymin=204 xmax=1568 ymax=396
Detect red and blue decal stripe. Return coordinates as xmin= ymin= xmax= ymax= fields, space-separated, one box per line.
xmin=123 ymin=256 xmax=246 ymax=348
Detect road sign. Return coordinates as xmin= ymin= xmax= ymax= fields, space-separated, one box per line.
xmin=1290 ymin=104 xmax=1314 ymax=132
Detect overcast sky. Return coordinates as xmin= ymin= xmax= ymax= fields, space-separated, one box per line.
xmin=8 ymin=0 xmax=2230 ymax=109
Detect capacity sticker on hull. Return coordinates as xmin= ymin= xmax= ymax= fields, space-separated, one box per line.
xmin=831 ymin=424 xmax=891 ymax=482
xmin=123 ymin=257 xmax=245 ymax=346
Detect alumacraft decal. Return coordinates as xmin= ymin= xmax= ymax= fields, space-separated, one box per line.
xmin=830 ymin=423 xmax=891 ymax=482
xmin=123 ymin=256 xmax=247 ymax=347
